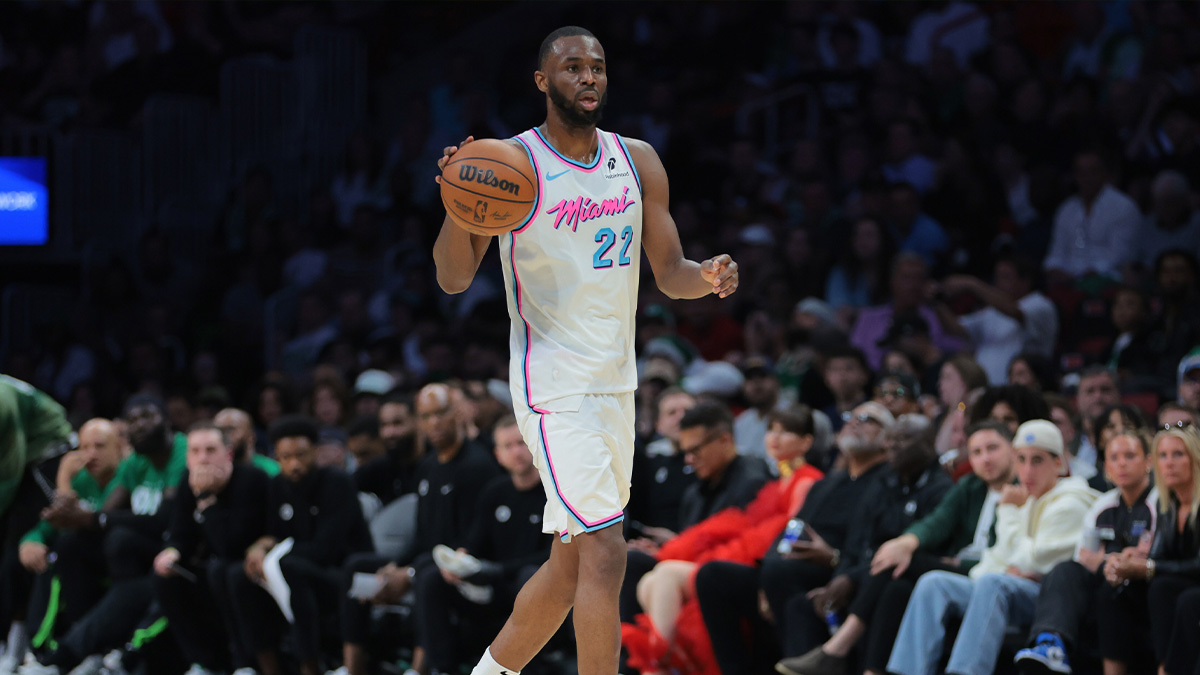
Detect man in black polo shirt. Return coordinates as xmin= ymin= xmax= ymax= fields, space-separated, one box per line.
xmin=336 ymin=383 xmax=500 ymax=675
xmin=692 ymin=402 xmax=895 ymax=675
xmin=232 ymin=415 xmax=373 ymax=675
xmin=354 ymin=392 xmax=421 ymax=506
xmin=415 ymin=414 xmax=552 ymax=675
xmin=152 ymin=421 xmax=269 ymax=675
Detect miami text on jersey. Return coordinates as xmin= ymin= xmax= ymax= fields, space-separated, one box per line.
xmin=545 ymin=186 xmax=637 ymax=232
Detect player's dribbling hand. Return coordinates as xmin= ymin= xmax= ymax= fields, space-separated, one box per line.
xmin=700 ymin=254 xmax=739 ymax=298
xmin=434 ymin=136 xmax=475 ymax=184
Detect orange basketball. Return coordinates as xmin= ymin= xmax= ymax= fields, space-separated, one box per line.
xmin=440 ymin=139 xmax=537 ymax=236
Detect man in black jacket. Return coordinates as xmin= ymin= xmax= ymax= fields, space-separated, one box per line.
xmin=353 ymin=392 xmax=421 ymax=505
xmin=233 ymin=415 xmax=374 ymax=675
xmin=621 ymin=400 xmax=770 ymax=622
xmin=415 ymin=415 xmax=553 ymax=675
xmin=152 ymin=421 xmax=269 ymax=675
xmin=337 ymin=383 xmax=500 ymax=675
xmin=693 ymin=402 xmax=895 ymax=675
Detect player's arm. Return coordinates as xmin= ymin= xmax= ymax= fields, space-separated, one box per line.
xmin=627 ymin=140 xmax=738 ymax=300
xmin=433 ymin=136 xmax=493 ymax=294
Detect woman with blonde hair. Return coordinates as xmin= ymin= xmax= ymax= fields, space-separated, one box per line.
xmin=1104 ymin=425 xmax=1200 ymax=675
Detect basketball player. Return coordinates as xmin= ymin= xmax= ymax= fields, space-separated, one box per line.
xmin=433 ymin=26 xmax=739 ymax=675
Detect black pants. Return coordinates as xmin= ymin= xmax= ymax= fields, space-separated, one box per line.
xmin=620 ymin=550 xmax=658 ymax=623
xmin=233 ymin=554 xmax=341 ymax=662
xmin=0 ymin=455 xmax=63 ymax=629
xmin=208 ymin=559 xmax=256 ymax=670
xmin=415 ymin=563 xmax=536 ymax=673
xmin=1094 ymin=577 xmax=1152 ymax=666
xmin=1027 ymin=561 xmax=1097 ymax=651
xmin=46 ymin=577 xmax=155 ymax=670
xmin=155 ymin=561 xmax=233 ymax=671
xmin=28 ymin=529 xmax=108 ymax=645
xmin=1148 ymin=575 xmax=1200 ymax=675
xmin=228 ymin=566 xmax=286 ymax=656
xmin=758 ymin=556 xmax=834 ymax=657
xmin=339 ymin=552 xmax=394 ymax=646
xmin=846 ymin=552 xmax=962 ymax=673
xmin=694 ymin=562 xmax=780 ymax=675
xmin=103 ymin=525 xmax=161 ymax=581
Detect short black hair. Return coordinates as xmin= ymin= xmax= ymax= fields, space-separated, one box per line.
xmin=268 ymin=415 xmax=319 ymax=446
xmin=539 ymin=26 xmax=597 ymax=70
xmin=346 ymin=414 xmax=380 ymax=439
xmin=1154 ymin=247 xmax=1199 ymax=279
xmin=969 ymin=385 xmax=1050 ymax=426
xmin=821 ymin=345 xmax=869 ymax=374
xmin=679 ymin=400 xmax=734 ymax=435
xmin=1008 ymin=352 xmax=1059 ymax=393
xmin=966 ymin=419 xmax=1015 ymax=444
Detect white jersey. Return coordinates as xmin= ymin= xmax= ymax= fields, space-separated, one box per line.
xmin=502 ymin=127 xmax=643 ymax=412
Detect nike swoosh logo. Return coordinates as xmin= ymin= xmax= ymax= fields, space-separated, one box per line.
xmin=545 ymin=169 xmax=570 ymax=181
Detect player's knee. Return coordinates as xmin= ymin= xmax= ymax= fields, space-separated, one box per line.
xmin=577 ymin=526 xmax=626 ymax=580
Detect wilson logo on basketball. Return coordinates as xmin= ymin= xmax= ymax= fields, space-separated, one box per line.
xmin=458 ymin=164 xmax=521 ymax=196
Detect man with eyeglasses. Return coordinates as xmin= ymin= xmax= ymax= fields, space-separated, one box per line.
xmin=693 ymin=402 xmax=894 ymax=675
xmin=620 ymin=401 xmax=770 ymax=625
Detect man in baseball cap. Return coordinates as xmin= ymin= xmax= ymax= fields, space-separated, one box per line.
xmin=886 ymin=420 xmax=1097 ymax=675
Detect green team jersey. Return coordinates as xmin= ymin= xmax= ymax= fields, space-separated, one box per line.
xmin=21 ymin=469 xmax=118 ymax=546
xmin=113 ymin=433 xmax=188 ymax=515
xmin=0 ymin=375 xmax=72 ymax=515
xmin=251 ymin=453 xmax=281 ymax=477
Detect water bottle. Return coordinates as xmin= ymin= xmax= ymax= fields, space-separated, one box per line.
xmin=825 ymin=609 xmax=841 ymax=635
xmin=777 ymin=519 xmax=806 ymax=554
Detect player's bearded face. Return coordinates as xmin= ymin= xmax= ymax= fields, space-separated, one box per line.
xmin=548 ymin=78 xmax=607 ymax=126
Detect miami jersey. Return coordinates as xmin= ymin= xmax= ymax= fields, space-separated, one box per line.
xmin=501 ymin=127 xmax=644 ymax=411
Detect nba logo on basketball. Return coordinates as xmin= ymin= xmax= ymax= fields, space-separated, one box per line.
xmin=474 ymin=200 xmax=488 ymax=223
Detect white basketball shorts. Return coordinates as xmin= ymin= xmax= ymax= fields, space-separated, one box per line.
xmin=516 ymin=392 xmax=635 ymax=542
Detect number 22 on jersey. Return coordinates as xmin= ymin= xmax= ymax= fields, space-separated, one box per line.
xmin=593 ymin=225 xmax=634 ymax=269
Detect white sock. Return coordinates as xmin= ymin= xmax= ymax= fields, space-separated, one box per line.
xmin=471 ymin=647 xmax=519 ymax=675
xmin=5 ymin=621 xmax=27 ymax=663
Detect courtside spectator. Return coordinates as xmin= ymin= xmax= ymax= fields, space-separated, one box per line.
xmin=779 ymin=420 xmax=1018 ymax=675
xmin=693 ymin=403 xmax=893 ymax=675
xmin=1015 ymin=429 xmax=1156 ymax=675
xmin=234 ymin=415 xmax=372 ymax=675
xmin=152 ymin=422 xmax=270 ymax=675
xmin=887 ymin=420 xmax=1098 ymax=675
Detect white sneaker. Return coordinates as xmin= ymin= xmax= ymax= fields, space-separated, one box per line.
xmin=324 ymin=668 xmax=349 ymax=675
xmin=16 ymin=662 xmax=60 ymax=675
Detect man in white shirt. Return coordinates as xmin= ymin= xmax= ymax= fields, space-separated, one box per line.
xmin=933 ymin=256 xmax=1058 ymax=384
xmin=1043 ymin=150 xmax=1141 ymax=284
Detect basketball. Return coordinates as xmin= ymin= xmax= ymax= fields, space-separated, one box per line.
xmin=440 ymin=139 xmax=537 ymax=236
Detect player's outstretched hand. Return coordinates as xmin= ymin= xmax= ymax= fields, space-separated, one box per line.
xmin=434 ymin=136 xmax=475 ymax=184
xmin=700 ymin=254 xmax=739 ymax=298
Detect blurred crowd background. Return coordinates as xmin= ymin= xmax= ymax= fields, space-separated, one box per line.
xmin=4 ymin=2 xmax=1200 ymax=675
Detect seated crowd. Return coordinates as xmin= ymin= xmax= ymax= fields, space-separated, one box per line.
xmin=3 ymin=338 xmax=1200 ymax=675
